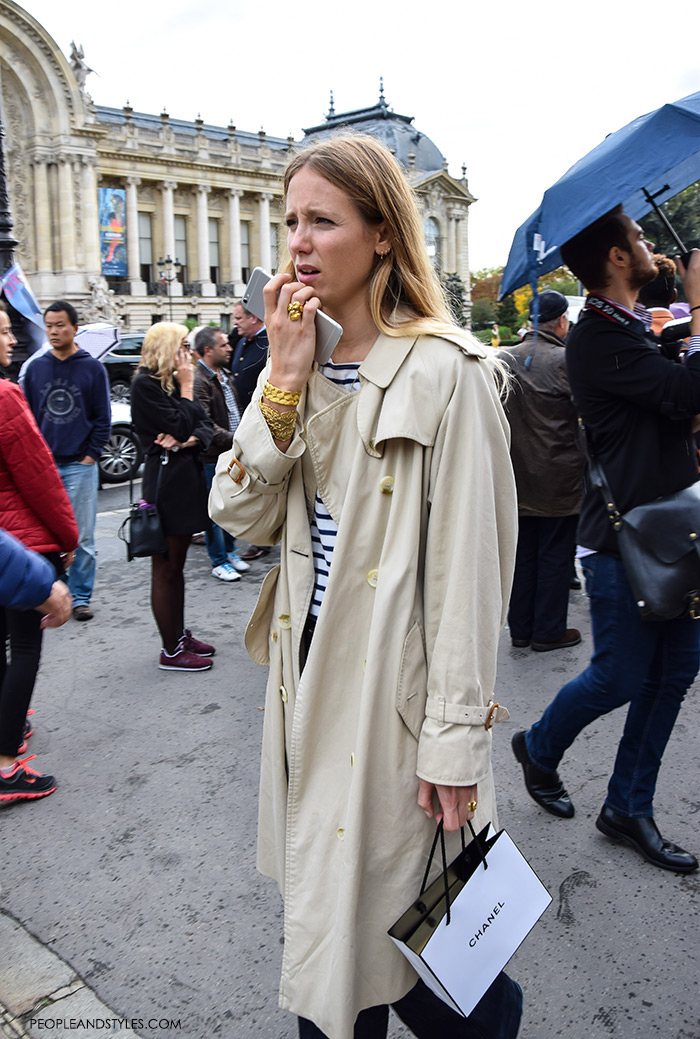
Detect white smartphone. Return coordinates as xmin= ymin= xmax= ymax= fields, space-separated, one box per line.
xmin=241 ymin=267 xmax=343 ymax=365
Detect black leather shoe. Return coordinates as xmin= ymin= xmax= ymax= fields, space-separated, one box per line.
xmin=511 ymin=638 xmax=531 ymax=648
xmin=595 ymin=806 xmax=698 ymax=874
xmin=511 ymin=730 xmax=574 ymax=818
xmin=531 ymin=628 xmax=581 ymax=652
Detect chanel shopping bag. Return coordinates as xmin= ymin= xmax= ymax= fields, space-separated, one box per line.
xmin=388 ymin=821 xmax=551 ymax=1018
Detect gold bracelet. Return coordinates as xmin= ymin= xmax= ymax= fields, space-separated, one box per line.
xmin=260 ymin=400 xmax=297 ymax=441
xmin=263 ymin=381 xmax=301 ymax=406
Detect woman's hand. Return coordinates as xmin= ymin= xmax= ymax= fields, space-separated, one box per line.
xmin=154 ymin=433 xmax=183 ymax=451
xmin=173 ymin=345 xmax=194 ymax=399
xmin=264 ymin=272 xmax=321 ymax=393
xmin=60 ymin=550 xmax=76 ymax=570
xmin=417 ymin=779 xmax=479 ymax=832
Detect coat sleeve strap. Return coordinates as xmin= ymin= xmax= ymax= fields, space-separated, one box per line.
xmin=424 ymin=696 xmax=510 ymax=728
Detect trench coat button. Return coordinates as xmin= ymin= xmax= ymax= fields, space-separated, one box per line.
xmin=336 ymin=828 xmax=345 ymax=840
xmin=280 ymin=685 xmax=288 ymax=703
xmin=362 ymin=660 xmax=366 ymax=675
xmin=350 ymin=753 xmax=355 ymax=768
xmin=278 ymin=614 xmax=292 ymax=629
xmin=271 ymin=630 xmax=278 ymax=643
xmin=379 ymin=475 xmax=394 ymax=494
xmin=366 ymin=569 xmax=378 ymax=588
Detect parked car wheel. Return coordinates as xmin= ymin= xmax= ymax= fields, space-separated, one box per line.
xmin=99 ymin=424 xmax=143 ymax=483
xmin=110 ymin=378 xmax=132 ymax=403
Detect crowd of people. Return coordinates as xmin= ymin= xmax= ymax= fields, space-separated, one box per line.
xmin=1 ymin=130 xmax=699 ymax=1039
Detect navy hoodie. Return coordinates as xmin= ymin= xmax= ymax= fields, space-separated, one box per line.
xmin=24 ymin=348 xmax=111 ymax=463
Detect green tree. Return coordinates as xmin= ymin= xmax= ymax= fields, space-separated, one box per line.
xmin=471 ymin=297 xmax=498 ymax=329
xmin=640 ymin=180 xmax=700 ymax=255
xmin=497 ymin=294 xmax=518 ymax=330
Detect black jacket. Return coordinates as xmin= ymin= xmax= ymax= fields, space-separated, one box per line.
xmin=566 ymin=298 xmax=700 ymax=555
xmin=231 ymin=328 xmax=268 ymax=410
xmin=131 ymin=371 xmax=214 ymax=536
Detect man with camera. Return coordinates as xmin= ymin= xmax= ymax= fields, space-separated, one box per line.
xmin=513 ymin=206 xmax=700 ymax=873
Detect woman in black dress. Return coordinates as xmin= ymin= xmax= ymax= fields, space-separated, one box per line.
xmin=131 ymin=323 xmax=215 ymax=671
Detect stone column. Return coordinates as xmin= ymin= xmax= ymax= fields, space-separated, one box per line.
xmin=447 ymin=210 xmax=458 ymax=273
xmin=125 ymin=175 xmax=142 ymax=283
xmin=197 ymin=184 xmax=215 ymax=296
xmin=32 ymin=155 xmax=52 ymax=272
xmin=58 ymin=153 xmax=77 ymax=270
xmin=161 ymin=180 xmax=177 ymax=261
xmin=196 ymin=184 xmax=211 ymax=282
xmin=259 ymin=193 xmax=272 ymax=272
xmin=228 ymin=188 xmax=243 ymax=284
xmin=81 ymin=156 xmax=100 ymax=274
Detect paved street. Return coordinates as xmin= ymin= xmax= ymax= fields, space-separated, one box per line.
xmin=1 ymin=480 xmax=699 ymax=1039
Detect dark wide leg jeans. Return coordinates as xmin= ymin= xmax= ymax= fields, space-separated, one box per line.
xmin=526 ymin=552 xmax=700 ymax=817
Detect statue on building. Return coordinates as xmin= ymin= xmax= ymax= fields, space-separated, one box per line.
xmin=69 ymin=42 xmax=93 ymax=92
xmin=82 ymin=276 xmax=119 ymax=325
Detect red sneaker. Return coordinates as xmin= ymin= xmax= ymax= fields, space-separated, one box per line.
xmin=16 ymin=711 xmax=35 ymax=755
xmin=182 ymin=629 xmax=215 ymax=657
xmin=0 ymin=756 xmax=57 ymax=803
xmin=159 ymin=639 xmax=213 ymax=672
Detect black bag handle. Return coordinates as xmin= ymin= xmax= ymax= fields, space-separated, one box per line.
xmin=420 ymin=817 xmax=488 ymax=927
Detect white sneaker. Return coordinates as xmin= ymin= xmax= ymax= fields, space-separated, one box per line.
xmin=228 ymin=551 xmax=251 ymax=573
xmin=211 ymin=563 xmax=240 ymax=582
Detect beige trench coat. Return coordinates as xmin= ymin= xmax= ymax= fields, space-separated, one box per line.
xmin=210 ymin=331 xmax=517 ymax=1039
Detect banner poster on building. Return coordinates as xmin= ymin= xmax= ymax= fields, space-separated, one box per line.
xmin=99 ymin=187 xmax=127 ymax=276
xmin=1 ymin=263 xmax=45 ymax=354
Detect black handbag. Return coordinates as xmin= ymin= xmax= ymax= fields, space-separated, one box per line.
xmin=118 ymin=457 xmax=167 ymax=561
xmin=590 ymin=457 xmax=700 ymax=621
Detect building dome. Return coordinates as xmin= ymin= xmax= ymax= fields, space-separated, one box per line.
xmin=301 ymin=82 xmax=446 ymax=173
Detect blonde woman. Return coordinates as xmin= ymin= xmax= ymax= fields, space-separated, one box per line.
xmin=211 ymin=135 xmax=520 ymax=1039
xmin=131 ymin=323 xmax=215 ymax=671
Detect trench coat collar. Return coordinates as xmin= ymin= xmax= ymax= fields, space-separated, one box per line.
xmin=357 ymin=331 xmax=418 ymax=388
xmin=350 ymin=329 xmax=488 ymax=457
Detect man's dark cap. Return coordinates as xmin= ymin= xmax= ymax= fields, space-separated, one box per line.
xmin=529 ymin=290 xmax=568 ymax=323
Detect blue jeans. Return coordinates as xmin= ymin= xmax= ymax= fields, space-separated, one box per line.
xmin=204 ymin=463 xmax=233 ymax=567
xmin=58 ymin=460 xmax=98 ymax=607
xmin=299 ymin=973 xmax=522 ymax=1039
xmin=526 ymin=553 xmax=700 ymax=817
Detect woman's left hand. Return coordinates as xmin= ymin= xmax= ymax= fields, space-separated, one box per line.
xmin=417 ymin=779 xmax=479 ymax=832
xmin=154 ymin=433 xmax=182 ymax=451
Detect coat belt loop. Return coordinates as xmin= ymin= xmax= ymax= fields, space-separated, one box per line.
xmin=437 ymin=695 xmax=446 ymax=726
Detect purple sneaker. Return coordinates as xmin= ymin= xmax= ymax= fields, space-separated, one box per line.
xmin=159 ymin=639 xmax=213 ymax=672
xmin=182 ymin=629 xmax=215 ymax=657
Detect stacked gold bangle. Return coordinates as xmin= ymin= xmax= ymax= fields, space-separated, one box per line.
xmin=263 ymin=381 xmax=301 ymax=406
xmin=260 ymin=400 xmax=297 ymax=441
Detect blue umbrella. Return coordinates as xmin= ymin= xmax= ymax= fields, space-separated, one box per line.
xmin=499 ymin=89 xmax=700 ymax=301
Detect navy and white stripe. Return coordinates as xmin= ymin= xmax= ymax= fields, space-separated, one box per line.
xmin=309 ymin=361 xmax=361 ymax=618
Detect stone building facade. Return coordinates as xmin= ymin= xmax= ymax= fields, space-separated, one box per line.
xmin=0 ymin=1 xmax=474 ymax=331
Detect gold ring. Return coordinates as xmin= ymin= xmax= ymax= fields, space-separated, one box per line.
xmin=467 ymin=801 xmax=478 ymax=812
xmin=287 ymin=301 xmax=304 ymax=321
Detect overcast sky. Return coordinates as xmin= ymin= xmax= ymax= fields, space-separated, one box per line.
xmin=20 ymin=0 xmax=700 ymax=272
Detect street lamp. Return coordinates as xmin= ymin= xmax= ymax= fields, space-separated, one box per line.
xmin=157 ymin=255 xmax=181 ymax=321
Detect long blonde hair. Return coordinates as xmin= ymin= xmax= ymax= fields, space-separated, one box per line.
xmin=139 ymin=322 xmax=189 ymax=395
